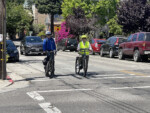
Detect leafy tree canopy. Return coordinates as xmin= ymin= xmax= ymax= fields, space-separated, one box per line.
xmin=117 ymin=0 xmax=150 ymax=33
xmin=66 ymin=7 xmax=95 ymax=40
xmin=107 ymin=15 xmax=122 ymax=35
xmin=7 ymin=0 xmax=25 ymax=5
xmin=95 ymin=0 xmax=119 ymax=26
xmin=35 ymin=0 xmax=62 ymax=14
xmin=62 ymin=0 xmax=97 ymax=19
xmin=7 ymin=2 xmax=32 ymax=39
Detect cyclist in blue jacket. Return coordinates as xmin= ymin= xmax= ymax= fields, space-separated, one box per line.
xmin=43 ymin=31 xmax=56 ymax=76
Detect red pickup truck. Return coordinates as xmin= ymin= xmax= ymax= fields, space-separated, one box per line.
xmin=118 ymin=32 xmax=150 ymax=62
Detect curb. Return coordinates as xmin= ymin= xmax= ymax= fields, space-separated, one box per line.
xmin=6 ymin=76 xmax=14 ymax=86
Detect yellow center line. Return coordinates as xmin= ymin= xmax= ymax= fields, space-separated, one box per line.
xmin=120 ymin=70 xmax=147 ymax=76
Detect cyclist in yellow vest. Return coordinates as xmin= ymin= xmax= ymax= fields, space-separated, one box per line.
xmin=77 ymin=35 xmax=92 ymax=68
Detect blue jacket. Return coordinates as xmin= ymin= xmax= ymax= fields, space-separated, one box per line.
xmin=43 ymin=38 xmax=56 ymax=51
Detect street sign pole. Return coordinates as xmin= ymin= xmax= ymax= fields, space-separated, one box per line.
xmin=0 ymin=0 xmax=6 ymax=80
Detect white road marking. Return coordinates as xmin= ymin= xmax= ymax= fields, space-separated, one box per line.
xmin=39 ymin=103 xmax=62 ymax=113
xmin=37 ymin=89 xmax=93 ymax=93
xmin=110 ymin=86 xmax=150 ymax=90
xmin=91 ymin=76 xmax=150 ymax=79
xmin=27 ymin=91 xmax=45 ymax=101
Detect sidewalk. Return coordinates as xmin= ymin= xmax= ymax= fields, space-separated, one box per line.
xmin=0 ymin=78 xmax=13 ymax=89
xmin=0 ymin=68 xmax=29 ymax=92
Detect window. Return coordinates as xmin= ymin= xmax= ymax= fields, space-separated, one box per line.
xmin=138 ymin=33 xmax=145 ymax=41
xmin=132 ymin=34 xmax=137 ymax=42
xmin=111 ymin=37 xmax=117 ymax=44
xmin=127 ymin=35 xmax=133 ymax=42
xmin=145 ymin=33 xmax=150 ymax=41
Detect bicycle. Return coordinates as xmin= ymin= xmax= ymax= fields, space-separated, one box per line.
xmin=75 ymin=49 xmax=89 ymax=77
xmin=45 ymin=51 xmax=55 ymax=78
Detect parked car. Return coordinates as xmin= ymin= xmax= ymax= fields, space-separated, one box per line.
xmin=100 ymin=36 xmax=127 ymax=58
xmin=119 ymin=32 xmax=150 ymax=62
xmin=6 ymin=40 xmax=19 ymax=62
xmin=20 ymin=36 xmax=43 ymax=56
xmin=57 ymin=38 xmax=78 ymax=51
xmin=90 ymin=39 xmax=106 ymax=55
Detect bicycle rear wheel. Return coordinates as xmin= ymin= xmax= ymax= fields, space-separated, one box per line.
xmin=49 ymin=60 xmax=54 ymax=78
xmin=45 ymin=61 xmax=50 ymax=77
xmin=75 ymin=57 xmax=80 ymax=74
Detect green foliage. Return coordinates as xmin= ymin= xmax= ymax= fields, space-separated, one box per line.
xmin=35 ymin=0 xmax=62 ymax=14
xmin=6 ymin=2 xmax=32 ymax=38
xmin=38 ymin=31 xmax=46 ymax=39
xmin=33 ymin=24 xmax=45 ymax=34
xmin=95 ymin=0 xmax=119 ymax=26
xmin=107 ymin=15 xmax=122 ymax=35
xmin=7 ymin=0 xmax=25 ymax=5
xmin=62 ymin=0 xmax=96 ymax=18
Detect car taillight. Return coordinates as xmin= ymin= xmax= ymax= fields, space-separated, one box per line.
xmin=142 ymin=43 xmax=146 ymax=49
xmin=114 ymin=39 xmax=119 ymax=45
xmin=95 ymin=43 xmax=98 ymax=48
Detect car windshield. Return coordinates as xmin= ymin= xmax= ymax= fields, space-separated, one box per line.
xmin=96 ymin=40 xmax=105 ymax=43
xmin=68 ymin=38 xmax=77 ymax=43
xmin=26 ymin=37 xmax=42 ymax=43
xmin=6 ymin=40 xmax=16 ymax=48
xmin=145 ymin=33 xmax=150 ymax=41
xmin=119 ymin=38 xmax=127 ymax=43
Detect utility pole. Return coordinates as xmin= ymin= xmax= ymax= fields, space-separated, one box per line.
xmin=0 ymin=0 xmax=6 ymax=80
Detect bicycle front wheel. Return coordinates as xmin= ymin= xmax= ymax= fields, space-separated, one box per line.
xmin=83 ymin=58 xmax=88 ymax=77
xmin=75 ymin=57 xmax=80 ymax=74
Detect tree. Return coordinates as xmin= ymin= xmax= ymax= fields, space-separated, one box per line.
xmin=6 ymin=2 xmax=32 ymax=39
xmin=57 ymin=22 xmax=73 ymax=42
xmin=62 ymin=0 xmax=97 ymax=19
xmin=117 ymin=0 xmax=150 ymax=33
xmin=7 ymin=0 xmax=25 ymax=5
xmin=35 ymin=0 xmax=62 ymax=34
xmin=95 ymin=0 xmax=119 ymax=26
xmin=107 ymin=15 xmax=122 ymax=35
xmin=66 ymin=7 xmax=95 ymax=40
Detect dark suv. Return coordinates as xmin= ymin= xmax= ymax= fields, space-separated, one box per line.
xmin=20 ymin=36 xmax=43 ymax=56
xmin=100 ymin=36 xmax=127 ymax=58
xmin=119 ymin=32 xmax=150 ymax=62
xmin=57 ymin=38 xmax=78 ymax=51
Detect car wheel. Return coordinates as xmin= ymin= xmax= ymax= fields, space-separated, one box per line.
xmin=133 ymin=50 xmax=141 ymax=62
xmin=109 ymin=49 xmax=114 ymax=58
xmin=142 ymin=55 xmax=148 ymax=62
xmin=16 ymin=54 xmax=19 ymax=62
xmin=100 ymin=48 xmax=104 ymax=57
xmin=25 ymin=50 xmax=28 ymax=56
xmin=62 ymin=46 xmax=66 ymax=51
xmin=118 ymin=49 xmax=125 ymax=60
xmin=20 ymin=50 xmax=23 ymax=55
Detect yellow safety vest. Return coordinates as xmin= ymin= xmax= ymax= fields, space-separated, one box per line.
xmin=79 ymin=41 xmax=90 ymax=55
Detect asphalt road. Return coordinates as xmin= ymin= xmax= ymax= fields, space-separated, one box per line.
xmin=2 ymin=50 xmax=150 ymax=113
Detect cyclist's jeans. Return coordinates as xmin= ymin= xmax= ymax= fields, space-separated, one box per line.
xmin=44 ymin=52 xmax=55 ymax=72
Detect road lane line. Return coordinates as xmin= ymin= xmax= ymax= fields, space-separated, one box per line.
xmin=120 ymin=70 xmax=147 ymax=76
xmin=90 ymin=76 xmax=150 ymax=79
xmin=39 ymin=103 xmax=62 ymax=113
xmin=110 ymin=86 xmax=150 ymax=90
xmin=37 ymin=89 xmax=93 ymax=93
xmin=27 ymin=91 xmax=45 ymax=101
